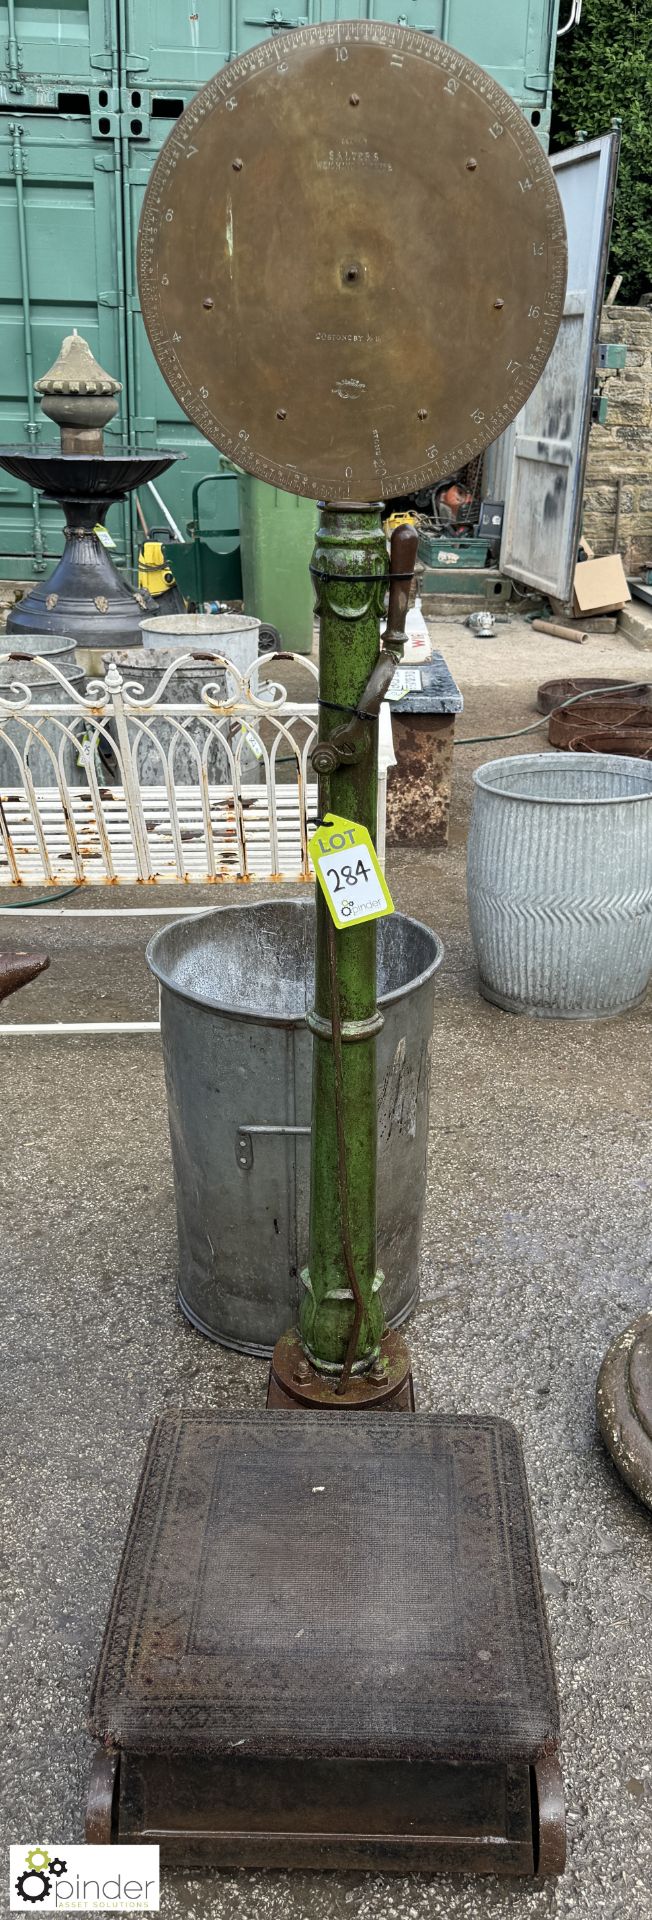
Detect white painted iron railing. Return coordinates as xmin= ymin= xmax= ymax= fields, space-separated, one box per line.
xmin=0 ymin=652 xmax=392 ymax=887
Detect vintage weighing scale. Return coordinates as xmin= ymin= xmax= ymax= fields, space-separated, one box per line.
xmin=87 ymin=23 xmax=568 ymax=1874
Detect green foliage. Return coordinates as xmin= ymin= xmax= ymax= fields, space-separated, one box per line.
xmin=551 ymin=0 xmax=652 ymax=302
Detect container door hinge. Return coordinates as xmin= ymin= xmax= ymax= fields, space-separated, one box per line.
xmin=243 ymin=12 xmax=308 ymax=30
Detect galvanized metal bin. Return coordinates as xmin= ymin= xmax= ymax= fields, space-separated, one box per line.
xmin=99 ymin=614 xmax=263 ymax=786
xmin=467 ymin=752 xmax=652 ymax=1018
xmin=101 ymin=647 xmax=265 ymax=786
xmin=0 ymin=634 xmax=84 ymax=787
xmin=147 ymin=899 xmax=443 ymax=1354
xmin=139 ymin=611 xmax=260 ymax=672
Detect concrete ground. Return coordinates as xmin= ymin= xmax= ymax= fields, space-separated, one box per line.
xmin=1 ymin=613 xmax=652 ymax=1919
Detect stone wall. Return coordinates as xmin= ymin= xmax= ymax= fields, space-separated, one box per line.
xmin=582 ymin=305 xmax=652 ymax=575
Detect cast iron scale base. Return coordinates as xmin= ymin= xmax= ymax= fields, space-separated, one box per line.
xmin=88 ymin=1412 xmax=565 ymax=1874
xmin=267 ymin=1328 xmax=414 ymax=1409
xmin=88 ymin=22 xmax=569 ymax=1875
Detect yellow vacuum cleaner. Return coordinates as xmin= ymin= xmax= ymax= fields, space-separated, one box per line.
xmin=138 ymin=529 xmax=186 ymax=610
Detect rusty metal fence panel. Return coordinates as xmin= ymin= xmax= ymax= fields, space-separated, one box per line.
xmin=0 ymin=650 xmax=393 ymax=884
xmin=0 ymin=651 xmax=325 ymax=886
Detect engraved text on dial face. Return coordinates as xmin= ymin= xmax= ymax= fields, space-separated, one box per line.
xmin=138 ymin=21 xmax=567 ymax=501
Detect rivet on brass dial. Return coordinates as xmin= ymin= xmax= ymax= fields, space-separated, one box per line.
xmin=276 ymin=408 xmax=287 ymax=420
xmin=349 ymin=93 xmax=360 ymax=106
xmin=202 ymin=297 xmax=214 ymax=310
xmin=417 ymin=408 xmax=428 ymax=419
xmin=466 ymin=157 xmax=478 ymax=171
xmin=494 ymin=298 xmax=505 ymax=309
xmin=232 ymin=157 xmax=243 ymax=171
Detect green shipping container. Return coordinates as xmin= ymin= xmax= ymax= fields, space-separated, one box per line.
xmin=117 ymin=0 xmax=561 ymax=136
xmin=0 ymin=112 xmax=130 ymax=572
xmin=0 ymin=0 xmax=561 ymax=113
xmin=238 ymin=477 xmax=317 ymax=655
xmin=0 ymin=0 xmax=563 ymax=580
xmin=0 ymin=0 xmax=116 ymax=101
xmin=121 ymin=114 xmax=240 ymax=560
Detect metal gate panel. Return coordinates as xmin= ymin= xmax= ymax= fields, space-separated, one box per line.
xmin=0 ymin=114 xmax=128 ymax=578
xmin=0 ymin=0 xmax=115 ymax=98
xmin=499 ymin=130 xmax=619 ymax=602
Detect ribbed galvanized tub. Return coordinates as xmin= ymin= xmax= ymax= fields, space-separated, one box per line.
xmin=147 ymin=898 xmax=443 ymax=1354
xmin=467 ymin=752 xmax=652 ymax=1019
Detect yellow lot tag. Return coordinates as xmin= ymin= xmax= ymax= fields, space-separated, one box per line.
xmin=308 ymin=813 xmax=394 ymax=930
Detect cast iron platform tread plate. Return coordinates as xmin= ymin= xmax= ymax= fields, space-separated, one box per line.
xmin=90 ymin=1411 xmax=559 ymax=1764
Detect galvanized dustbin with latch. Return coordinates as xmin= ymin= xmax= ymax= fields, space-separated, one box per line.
xmin=147 ymin=898 xmax=443 ymax=1354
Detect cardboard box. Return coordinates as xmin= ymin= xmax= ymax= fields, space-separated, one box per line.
xmin=572 ymin=553 xmax=631 ymax=617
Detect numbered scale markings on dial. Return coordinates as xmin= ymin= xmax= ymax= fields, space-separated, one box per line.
xmin=138 ymin=21 xmax=567 ymax=503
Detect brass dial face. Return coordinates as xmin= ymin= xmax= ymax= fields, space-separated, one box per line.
xmin=138 ymin=22 xmax=567 ymax=502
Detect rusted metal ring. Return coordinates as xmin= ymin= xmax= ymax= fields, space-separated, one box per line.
xmin=307 ymin=1007 xmax=384 ymax=1043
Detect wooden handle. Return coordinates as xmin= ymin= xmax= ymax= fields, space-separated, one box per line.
xmin=386 ymin=523 xmax=419 ymax=645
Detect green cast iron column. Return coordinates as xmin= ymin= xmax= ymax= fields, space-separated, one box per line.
xmin=299 ymin=502 xmax=388 ymax=1374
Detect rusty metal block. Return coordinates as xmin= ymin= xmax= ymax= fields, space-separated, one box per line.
xmin=385 ymin=652 xmax=461 ymax=849
xmin=387 ymin=712 xmax=456 ymax=847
